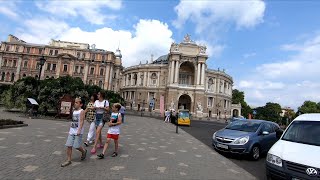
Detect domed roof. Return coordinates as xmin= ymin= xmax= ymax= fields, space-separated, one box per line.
xmin=152 ymin=54 xmax=168 ymax=64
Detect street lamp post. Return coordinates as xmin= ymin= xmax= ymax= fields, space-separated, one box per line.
xmin=38 ymin=56 xmax=46 ymax=81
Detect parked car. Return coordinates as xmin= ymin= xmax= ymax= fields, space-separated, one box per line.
xmin=212 ymin=119 xmax=280 ymax=160
xmin=229 ymin=116 xmax=246 ymax=124
xmin=266 ymin=113 xmax=320 ymax=180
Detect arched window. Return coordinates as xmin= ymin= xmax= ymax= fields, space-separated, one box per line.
xmin=89 ymin=79 xmax=93 ymax=85
xmin=3 ymin=59 xmax=7 ymax=67
xmin=23 ymin=61 xmax=28 ymax=68
xmin=11 ymin=73 xmax=15 ymax=82
xmin=100 ymin=68 xmax=104 ymax=76
xmin=13 ymin=60 xmax=16 ymax=67
xmin=46 ymin=76 xmax=49 ymax=79
xmin=151 ymin=73 xmax=157 ymax=85
xmin=1 ymin=72 xmax=5 ymax=81
xmin=133 ymin=73 xmax=137 ymax=85
xmin=35 ymin=75 xmax=38 ymax=79
xmin=99 ymin=80 xmax=103 ymax=88
xmin=208 ymin=78 xmax=213 ymax=90
xmin=23 ymin=74 xmax=26 ymax=77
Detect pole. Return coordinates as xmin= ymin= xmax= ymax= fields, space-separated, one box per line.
xmin=176 ymin=117 xmax=178 ymax=133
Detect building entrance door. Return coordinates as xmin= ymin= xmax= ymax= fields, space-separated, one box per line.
xmin=178 ymin=94 xmax=191 ymax=110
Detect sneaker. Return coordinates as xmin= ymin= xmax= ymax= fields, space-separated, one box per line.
xmin=81 ymin=149 xmax=87 ymax=160
xmin=61 ymin=161 xmax=71 ymax=167
xmin=111 ymin=152 xmax=118 ymax=157
xmin=97 ymin=153 xmax=104 ymax=159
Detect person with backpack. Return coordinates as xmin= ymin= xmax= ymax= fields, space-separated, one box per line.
xmin=97 ymin=103 xmax=122 ymax=159
xmin=91 ymin=91 xmax=109 ymax=154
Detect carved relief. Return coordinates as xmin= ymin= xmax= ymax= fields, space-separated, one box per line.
xmin=199 ymin=46 xmax=207 ymax=54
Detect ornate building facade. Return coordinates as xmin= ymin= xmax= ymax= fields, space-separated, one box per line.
xmin=120 ymin=35 xmax=240 ymax=118
xmin=0 ymin=34 xmax=241 ymax=118
xmin=0 ymin=35 xmax=122 ymax=91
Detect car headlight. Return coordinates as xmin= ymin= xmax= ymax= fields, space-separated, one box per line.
xmin=267 ymin=153 xmax=282 ymax=167
xmin=212 ymin=132 xmax=217 ymax=140
xmin=233 ymin=136 xmax=249 ymax=145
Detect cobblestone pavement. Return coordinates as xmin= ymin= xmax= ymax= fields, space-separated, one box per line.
xmin=0 ymin=109 xmax=256 ymax=180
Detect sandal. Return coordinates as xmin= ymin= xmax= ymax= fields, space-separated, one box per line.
xmin=97 ymin=153 xmax=104 ymax=159
xmin=90 ymin=148 xmax=96 ymax=154
xmin=98 ymin=144 xmax=104 ymax=149
xmin=111 ymin=152 xmax=118 ymax=157
xmin=81 ymin=149 xmax=87 ymax=160
xmin=61 ymin=161 xmax=71 ymax=167
xmin=84 ymin=142 xmax=89 ymax=147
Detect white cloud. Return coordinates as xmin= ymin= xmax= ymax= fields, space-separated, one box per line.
xmin=15 ymin=18 xmax=174 ymax=67
xmin=0 ymin=1 xmax=19 ymax=19
xmin=237 ymin=33 xmax=320 ymax=109
xmin=16 ymin=18 xmax=70 ymax=44
xmin=173 ymin=0 xmax=265 ymax=33
xmin=36 ymin=0 xmax=122 ymax=25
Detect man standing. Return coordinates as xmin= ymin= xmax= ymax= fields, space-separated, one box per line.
xmin=120 ymin=105 xmax=126 ymax=124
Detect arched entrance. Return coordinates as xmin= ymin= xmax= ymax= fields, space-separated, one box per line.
xmin=178 ymin=94 xmax=191 ymax=110
xmin=233 ymin=109 xmax=239 ymax=117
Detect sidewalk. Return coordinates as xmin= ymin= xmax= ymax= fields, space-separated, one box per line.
xmin=0 ymin=109 xmax=256 ymax=180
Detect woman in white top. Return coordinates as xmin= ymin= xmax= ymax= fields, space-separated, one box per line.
xmin=91 ymin=91 xmax=109 ymax=154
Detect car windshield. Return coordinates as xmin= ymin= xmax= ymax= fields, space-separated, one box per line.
xmin=282 ymin=121 xmax=320 ymax=146
xmin=179 ymin=111 xmax=189 ymax=118
xmin=225 ymin=121 xmax=261 ymax=132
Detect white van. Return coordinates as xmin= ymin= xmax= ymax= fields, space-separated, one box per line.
xmin=266 ymin=113 xmax=320 ymax=180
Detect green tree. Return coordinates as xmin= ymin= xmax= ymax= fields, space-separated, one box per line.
xmin=298 ymin=101 xmax=320 ymax=113
xmin=1 ymin=75 xmax=124 ymax=115
xmin=232 ymin=89 xmax=252 ymax=118
xmin=255 ymin=102 xmax=282 ymax=122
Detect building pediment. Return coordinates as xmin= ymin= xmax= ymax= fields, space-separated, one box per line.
xmin=57 ymin=53 xmax=77 ymax=60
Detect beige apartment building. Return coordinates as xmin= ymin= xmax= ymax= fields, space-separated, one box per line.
xmin=0 ymin=34 xmax=122 ymax=91
xmin=120 ymin=35 xmax=240 ymax=118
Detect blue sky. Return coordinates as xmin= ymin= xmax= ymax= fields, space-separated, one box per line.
xmin=1 ymin=0 xmax=320 ymax=109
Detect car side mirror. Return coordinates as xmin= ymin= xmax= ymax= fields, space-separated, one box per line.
xmin=276 ymin=129 xmax=283 ymax=139
xmin=262 ymin=131 xmax=269 ymax=135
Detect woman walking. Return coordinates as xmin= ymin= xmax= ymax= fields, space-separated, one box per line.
xmin=83 ymin=94 xmax=97 ymax=147
xmin=91 ymin=91 xmax=109 ymax=154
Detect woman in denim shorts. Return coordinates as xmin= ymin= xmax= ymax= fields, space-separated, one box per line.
xmin=91 ymin=91 xmax=109 ymax=154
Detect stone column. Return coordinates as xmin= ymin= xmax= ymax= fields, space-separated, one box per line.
xmin=174 ymin=61 xmax=179 ymax=84
xmin=56 ymin=58 xmax=61 ymax=77
xmin=69 ymin=60 xmax=74 ymax=76
xmin=217 ymin=78 xmax=220 ymax=93
xmin=170 ymin=61 xmax=174 ymax=84
xmin=157 ymin=72 xmax=160 ymax=86
xmin=104 ymin=64 xmax=110 ymax=90
xmin=143 ymin=71 xmax=147 ymax=86
xmin=108 ymin=65 xmax=113 ymax=90
xmin=221 ymin=80 xmax=224 ymax=94
xmin=214 ymin=78 xmax=217 ymax=93
xmin=0 ymin=55 xmax=2 ymax=67
xmin=146 ymin=72 xmax=150 ymax=86
xmin=84 ymin=62 xmax=89 ymax=84
xmin=201 ymin=63 xmax=205 ymax=85
xmin=137 ymin=72 xmax=141 ymax=86
xmin=15 ymin=57 xmax=22 ymax=81
xmin=197 ymin=63 xmax=201 ymax=85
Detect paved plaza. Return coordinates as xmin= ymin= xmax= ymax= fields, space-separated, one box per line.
xmin=0 ymin=109 xmax=256 ymax=180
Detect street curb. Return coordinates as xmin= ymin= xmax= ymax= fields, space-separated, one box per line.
xmin=0 ymin=123 xmax=28 ymax=129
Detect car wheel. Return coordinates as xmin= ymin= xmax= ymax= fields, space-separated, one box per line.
xmin=250 ymin=145 xmax=260 ymax=160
